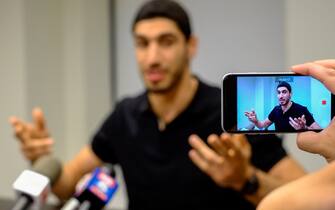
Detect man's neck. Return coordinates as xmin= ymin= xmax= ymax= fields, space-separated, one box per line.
xmin=281 ymin=101 xmax=293 ymax=113
xmin=148 ymin=73 xmax=199 ymax=127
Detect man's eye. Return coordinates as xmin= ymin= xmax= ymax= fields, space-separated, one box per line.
xmin=136 ymin=40 xmax=148 ymax=48
xmin=159 ymin=38 xmax=174 ymax=47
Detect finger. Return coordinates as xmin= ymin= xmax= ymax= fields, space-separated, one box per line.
xmin=23 ymin=146 xmax=53 ymax=162
xmin=13 ymin=121 xmax=30 ymax=143
xmin=302 ymin=116 xmax=306 ymax=125
xmin=313 ymin=59 xmax=335 ymax=69
xmin=22 ymin=138 xmax=54 ymax=157
xmin=296 ymin=131 xmax=322 ymax=154
xmin=289 ymin=117 xmax=299 ymax=129
xmin=188 ymin=149 xmax=211 ymax=173
xmin=232 ymin=134 xmax=248 ymax=148
xmin=32 ymin=107 xmax=47 ymax=132
xmin=189 ymin=135 xmax=221 ymax=163
xmin=289 ymin=117 xmax=299 ymax=127
xmin=207 ymin=134 xmax=227 ymax=156
xmin=291 ymin=62 xmax=332 ymax=87
xmin=220 ymin=133 xmax=238 ymax=158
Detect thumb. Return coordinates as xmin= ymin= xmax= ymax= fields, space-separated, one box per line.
xmin=32 ymin=107 xmax=47 ymax=131
xmin=297 ymin=118 xmax=335 ymax=157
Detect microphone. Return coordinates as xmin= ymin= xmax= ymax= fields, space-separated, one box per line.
xmin=61 ymin=165 xmax=118 ymax=210
xmin=12 ymin=155 xmax=62 ymax=210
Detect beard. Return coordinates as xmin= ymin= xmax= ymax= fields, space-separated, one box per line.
xmin=279 ymin=98 xmax=290 ymax=106
xmin=146 ymin=68 xmax=184 ymax=94
xmin=145 ymin=56 xmax=189 ymax=94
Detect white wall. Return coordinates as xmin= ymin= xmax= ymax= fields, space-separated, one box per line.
xmin=0 ymin=0 xmax=113 ymax=203
xmin=0 ymin=0 xmax=28 ymax=198
xmin=283 ymin=0 xmax=335 ymax=172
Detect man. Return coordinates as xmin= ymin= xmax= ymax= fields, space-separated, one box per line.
xmin=9 ymin=1 xmax=305 ymax=209
xmin=245 ymin=81 xmax=321 ymax=131
xmin=258 ymin=59 xmax=335 ymax=210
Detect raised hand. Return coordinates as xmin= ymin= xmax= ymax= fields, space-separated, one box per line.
xmin=245 ymin=109 xmax=258 ymax=124
xmin=9 ymin=107 xmax=54 ymax=163
xmin=289 ymin=115 xmax=306 ymax=130
xmin=188 ymin=133 xmax=253 ymax=190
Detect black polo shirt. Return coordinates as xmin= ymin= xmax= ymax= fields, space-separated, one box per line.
xmin=268 ymin=101 xmax=315 ymax=132
xmin=91 ymin=79 xmax=286 ymax=210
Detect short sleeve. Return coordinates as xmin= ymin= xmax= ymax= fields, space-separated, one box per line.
xmin=247 ymin=134 xmax=287 ymax=172
xmin=91 ymin=103 xmax=124 ymax=164
xmin=303 ymin=107 xmax=315 ymax=126
xmin=268 ymin=108 xmax=276 ymax=123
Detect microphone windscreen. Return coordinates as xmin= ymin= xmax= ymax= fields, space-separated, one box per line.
xmin=31 ymin=155 xmax=62 ymax=186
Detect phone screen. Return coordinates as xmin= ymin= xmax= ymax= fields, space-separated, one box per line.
xmin=222 ymin=73 xmax=335 ymax=133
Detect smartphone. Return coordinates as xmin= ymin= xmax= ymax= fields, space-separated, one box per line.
xmin=221 ymin=72 xmax=335 ymax=133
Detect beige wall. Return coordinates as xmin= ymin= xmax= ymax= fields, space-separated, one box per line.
xmin=0 ymin=0 xmax=115 ymax=204
xmin=283 ymin=0 xmax=335 ymax=172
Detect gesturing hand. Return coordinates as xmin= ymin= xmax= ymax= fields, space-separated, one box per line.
xmin=9 ymin=107 xmax=54 ymax=163
xmin=289 ymin=115 xmax=307 ymax=130
xmin=245 ymin=110 xmax=258 ymax=124
xmin=188 ymin=133 xmax=253 ymax=190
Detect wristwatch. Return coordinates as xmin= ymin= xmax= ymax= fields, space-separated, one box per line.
xmin=240 ymin=172 xmax=260 ymax=195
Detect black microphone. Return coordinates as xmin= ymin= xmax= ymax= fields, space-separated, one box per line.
xmin=61 ymin=164 xmax=118 ymax=210
xmin=12 ymin=155 xmax=62 ymax=210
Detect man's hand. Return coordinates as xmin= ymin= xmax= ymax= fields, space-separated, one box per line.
xmin=188 ymin=133 xmax=253 ymax=191
xmin=291 ymin=59 xmax=335 ymax=162
xmin=9 ymin=107 xmax=54 ymax=163
xmin=289 ymin=115 xmax=307 ymax=130
xmin=296 ymin=117 xmax=335 ymax=162
xmin=245 ymin=110 xmax=258 ymax=124
xmin=292 ymin=59 xmax=335 ymax=94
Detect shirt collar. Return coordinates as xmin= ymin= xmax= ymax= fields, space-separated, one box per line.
xmin=137 ymin=76 xmax=204 ymax=115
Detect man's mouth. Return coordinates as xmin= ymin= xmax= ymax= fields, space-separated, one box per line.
xmin=145 ymin=70 xmax=165 ymax=83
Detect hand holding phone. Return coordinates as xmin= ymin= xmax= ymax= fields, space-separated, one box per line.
xmin=221 ymin=73 xmax=335 ymax=134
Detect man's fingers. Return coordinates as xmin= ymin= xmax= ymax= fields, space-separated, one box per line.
xmin=11 ymin=120 xmax=29 ymax=143
xmin=291 ymin=62 xmax=329 ymax=80
xmin=189 ymin=135 xmax=222 ymax=164
xmin=301 ymin=115 xmax=306 ymax=123
xmin=207 ymin=134 xmax=227 ymax=156
xmin=21 ymin=138 xmax=54 ymax=159
xmin=296 ymin=131 xmax=322 ymax=154
xmin=313 ymin=59 xmax=335 ymax=69
xmin=289 ymin=117 xmax=299 ymax=126
xmin=220 ymin=133 xmax=239 ymax=158
xmin=291 ymin=61 xmax=335 ymax=93
xmin=33 ymin=107 xmax=47 ymax=132
xmin=188 ymin=150 xmax=210 ymax=172
xmin=289 ymin=117 xmax=299 ymax=129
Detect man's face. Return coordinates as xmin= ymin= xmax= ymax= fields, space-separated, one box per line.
xmin=277 ymin=87 xmax=291 ymax=106
xmin=133 ymin=17 xmax=192 ymax=93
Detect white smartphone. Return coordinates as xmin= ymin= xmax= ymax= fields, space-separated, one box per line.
xmin=221 ymin=72 xmax=335 ymax=133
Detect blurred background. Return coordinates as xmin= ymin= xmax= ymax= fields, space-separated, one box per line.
xmin=1 ymin=0 xmax=334 ymax=209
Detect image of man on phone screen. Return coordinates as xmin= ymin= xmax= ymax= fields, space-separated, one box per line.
xmin=245 ymin=81 xmax=321 ymax=131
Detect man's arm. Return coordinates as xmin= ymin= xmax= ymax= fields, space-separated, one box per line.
xmin=254 ymin=118 xmax=273 ymax=129
xmin=245 ymin=156 xmax=305 ymax=204
xmin=52 ymin=145 xmax=103 ymax=199
xmin=258 ymin=161 xmax=335 ymax=210
xmin=188 ymin=133 xmax=305 ymax=205
xmin=308 ymin=122 xmax=321 ymax=130
xmin=244 ymin=110 xmax=273 ymax=129
xmin=9 ymin=108 xmax=104 ymax=199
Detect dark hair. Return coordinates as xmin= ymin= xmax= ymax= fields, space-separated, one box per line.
xmin=132 ymin=0 xmax=192 ymax=40
xmin=277 ymin=81 xmax=292 ymax=93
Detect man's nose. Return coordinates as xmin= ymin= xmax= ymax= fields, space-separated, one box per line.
xmin=147 ymin=43 xmax=161 ymax=64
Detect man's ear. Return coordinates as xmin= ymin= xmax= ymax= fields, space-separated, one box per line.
xmin=187 ymin=35 xmax=198 ymax=60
